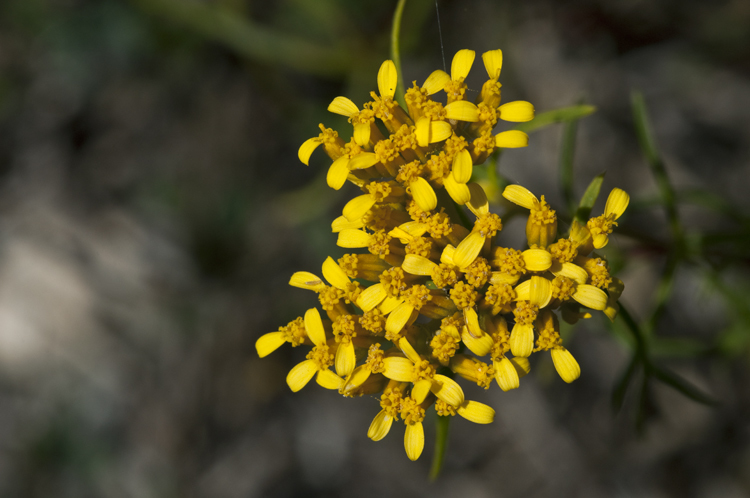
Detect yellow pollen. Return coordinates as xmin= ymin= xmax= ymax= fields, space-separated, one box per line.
xmin=430 ymin=331 xmax=460 ymax=364
xmin=431 ymin=263 xmax=459 ymax=288
xmin=465 ymin=257 xmax=491 ymax=288
xmin=485 ymin=283 xmax=516 ymax=315
xmin=551 ymin=276 xmax=576 ymax=302
xmin=587 ymin=214 xmax=617 ymax=236
xmin=397 ymin=160 xmax=424 ymax=185
xmin=450 ymin=281 xmax=479 ymax=309
xmin=425 ymin=153 xmax=451 ymax=181
xmin=491 ymin=330 xmax=511 ymax=359
xmin=407 ymin=199 xmax=430 ymax=222
xmin=426 ymin=210 xmax=453 ymax=238
xmin=365 ymin=343 xmax=385 ymax=373
xmin=400 ymin=396 xmax=426 ymax=425
xmin=443 ymin=135 xmax=468 ymax=159
xmin=366 ymin=181 xmax=393 ymax=202
xmin=412 ymin=359 xmax=436 ymax=383
xmin=404 ymin=284 xmax=433 ymax=310
xmin=332 ymin=314 xmax=358 ymax=344
xmin=584 ymin=258 xmax=612 ymax=289
xmin=392 ymin=124 xmax=418 ymax=152
xmin=421 ymin=100 xmax=446 ymax=121
xmin=380 ymin=387 xmax=403 ymax=419
xmin=342 ymin=137 xmax=364 ymax=159
xmin=318 ymin=286 xmax=345 ymax=311
xmin=435 ymin=399 xmax=457 ymax=417
xmin=476 ymin=102 xmax=498 ymax=127
xmin=444 ymin=78 xmax=467 ymax=102
xmin=374 ymin=139 xmax=401 ymax=164
xmin=529 ymin=196 xmax=556 ymax=226
xmin=359 ymin=308 xmax=386 ymax=335
xmin=549 ymin=238 xmax=579 ymax=263
xmin=380 ymin=267 xmax=408 ymax=298
xmin=368 ymin=230 xmax=393 ymax=259
xmin=344 ymin=281 xmax=362 ymax=304
xmin=513 ymin=301 xmax=539 ymax=326
xmin=471 ymin=130 xmax=496 ymax=155
xmin=307 ymin=344 xmax=334 ymax=370
xmin=362 ymin=205 xmax=395 ymax=231
xmin=369 ymin=91 xmax=397 ymax=121
xmin=475 ymin=213 xmax=503 ymax=238
xmin=406 ymin=237 xmax=433 ymax=258
xmin=492 ymin=247 xmax=526 ymax=275
xmin=338 ymin=254 xmax=359 ymax=279
xmin=471 ymin=359 xmax=495 ymax=389
xmin=404 ymin=82 xmax=428 ymax=109
xmin=441 ymin=312 xmax=464 ymax=331
xmin=280 ymin=317 xmax=306 ymax=347
xmin=534 ymin=316 xmax=561 ymax=352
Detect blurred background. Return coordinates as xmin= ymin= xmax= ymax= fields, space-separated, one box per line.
xmin=0 ymin=0 xmax=749 ymax=496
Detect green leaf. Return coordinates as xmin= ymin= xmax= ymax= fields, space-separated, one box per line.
xmin=559 ymin=111 xmax=579 ymax=216
xmin=573 ymin=172 xmax=605 ymax=224
xmin=514 ymin=105 xmax=596 ymax=133
xmin=429 ymin=414 xmax=451 ymax=481
xmin=651 ymin=366 xmax=718 ymax=406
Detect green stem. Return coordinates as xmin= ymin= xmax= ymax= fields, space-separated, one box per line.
xmin=391 ymin=0 xmax=408 ymax=110
xmin=559 ymin=107 xmax=579 ymax=217
xmin=429 ymin=415 xmax=451 ymax=481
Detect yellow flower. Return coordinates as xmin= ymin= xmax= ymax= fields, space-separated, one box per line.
xmin=285 ymin=308 xmax=344 ymax=392
xmin=502 ymin=184 xmax=558 ymax=248
xmin=587 ymin=188 xmax=630 ymax=249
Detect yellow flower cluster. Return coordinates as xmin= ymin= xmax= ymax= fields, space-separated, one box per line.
xmin=256 ymin=49 xmax=629 ymax=461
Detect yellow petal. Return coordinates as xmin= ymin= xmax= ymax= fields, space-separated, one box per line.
xmin=440 ymin=245 xmax=456 ymax=266
xmin=382 ymin=357 xmax=414 ymax=382
xmin=404 ymin=422 xmax=425 ymax=461
xmin=398 ymin=337 xmax=421 ymax=364
xmin=343 ymin=364 xmax=371 ymax=394
xmin=415 ymin=116 xmax=430 ymax=147
xmin=452 ymin=149 xmax=473 ymax=183
xmin=467 ymin=183 xmax=489 ymax=216
xmin=457 ymin=400 xmax=495 ymax=424
xmin=356 ymin=283 xmax=386 ymax=312
xmin=502 ymin=184 xmax=537 ymax=209
xmin=453 ymin=231 xmax=485 ymax=269
xmin=499 ymin=101 xmax=535 ymax=122
xmin=335 ymin=340 xmax=356 ymax=377
xmin=510 ymin=356 xmax=530 ymax=378
xmin=572 ymin=284 xmax=608 ymax=310
xmin=322 ymin=256 xmax=350 ymax=290
xmin=429 ymin=120 xmax=453 ymax=143
xmin=377 ymin=60 xmax=398 ymax=99
xmin=349 ymin=151 xmax=379 ymax=170
xmin=379 ymin=295 xmax=402 ymax=315
xmin=431 ymin=374 xmax=465 ymax=406
xmin=460 ymin=326 xmax=493 ymax=356
xmin=495 ymin=130 xmax=528 ymax=148
xmin=353 ymin=122 xmax=371 ymax=147
xmin=423 ymin=69 xmax=450 ymax=95
xmin=289 ymin=271 xmax=325 ymax=291
xmin=255 ymin=331 xmax=286 ymax=358
xmin=411 ymin=177 xmax=438 ymax=212
xmin=451 ymin=49 xmax=476 ymax=81
xmin=327 ymin=96 xmax=359 ymax=116
xmin=551 ymin=262 xmax=588 ymax=285
xmin=529 ymin=275 xmax=552 ymax=308
xmin=482 ymin=49 xmax=503 ymax=79
xmin=444 ymin=174 xmax=471 ymax=205
xmin=316 ymin=369 xmax=344 ymax=390
xmin=494 ymin=357 xmax=520 ymax=391
xmin=331 ymin=215 xmax=364 ymax=233
xmin=444 ymin=100 xmax=479 ymax=122
xmin=522 ymin=248 xmax=552 ymax=272
xmin=386 ymin=302 xmax=416 ymax=336
xmin=411 ymin=379 xmax=432 ymax=404
xmin=593 ymin=233 xmax=609 ymax=249
xmin=304 ymin=308 xmax=327 ymax=347
xmin=509 ymin=323 xmax=534 ymax=357
xmin=489 ymin=271 xmax=520 ymax=286
xmin=286 ymin=359 xmax=318 ymax=392
xmin=397 ymin=221 xmax=429 ymax=238
xmin=514 ymin=279 xmax=530 ymax=301
xmin=464 ymin=307 xmax=483 ymax=337
xmin=326 ymin=156 xmax=350 ymax=190
xmin=551 ymin=348 xmax=581 ymax=383
xmin=604 ymin=188 xmax=630 ymax=220
xmin=298 ymin=137 xmax=321 ymax=165
xmin=368 ymin=409 xmax=394 ymax=441
xmin=337 ymin=229 xmax=371 ymax=248
xmin=402 ymin=254 xmax=438 ymax=276
xmin=343 ymin=194 xmax=377 ymax=222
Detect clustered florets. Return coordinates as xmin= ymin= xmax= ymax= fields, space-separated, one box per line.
xmin=257 ymin=49 xmax=629 ymax=462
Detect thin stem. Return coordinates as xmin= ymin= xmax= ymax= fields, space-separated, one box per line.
xmin=429 ymin=415 xmax=451 ymax=481
xmin=391 ymin=0 xmax=408 ymax=110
